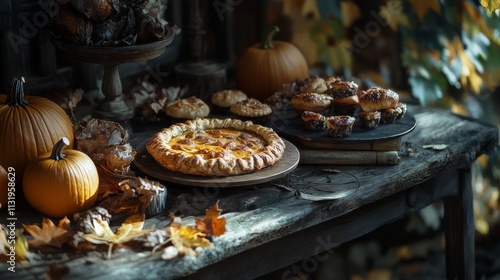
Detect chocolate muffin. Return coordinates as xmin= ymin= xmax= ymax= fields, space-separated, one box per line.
xmin=395 ymin=102 xmax=407 ymax=119
xmin=301 ymin=111 xmax=327 ymax=131
xmin=325 ymin=115 xmax=356 ymax=138
xmin=332 ymin=95 xmax=359 ymax=116
xmin=380 ymin=108 xmax=400 ymax=124
xmin=359 ymin=111 xmax=381 ymax=129
xmin=326 ymin=80 xmax=359 ymax=99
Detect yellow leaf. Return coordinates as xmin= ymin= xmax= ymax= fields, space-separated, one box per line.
xmin=83 ymin=213 xmax=151 ymax=245
xmin=480 ymin=0 xmax=500 ymax=13
xmin=341 ymin=1 xmax=361 ymax=27
xmin=380 ymin=0 xmax=411 ymax=30
xmin=409 ymin=0 xmax=441 ymax=21
xmin=170 ymin=224 xmax=213 ymax=256
xmin=23 ymin=217 xmax=72 ymax=249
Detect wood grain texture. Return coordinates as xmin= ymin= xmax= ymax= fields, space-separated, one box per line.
xmin=1 ymin=105 xmax=498 ymax=280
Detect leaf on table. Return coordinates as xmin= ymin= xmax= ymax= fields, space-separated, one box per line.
xmin=195 ymin=202 xmax=226 ymax=237
xmin=169 ymin=221 xmax=213 ymax=257
xmin=0 ymin=224 xmax=8 ymax=256
xmin=82 ymin=213 xmax=151 ymax=245
xmin=0 ymin=228 xmax=35 ymax=263
xmin=409 ymin=0 xmax=441 ymax=22
xmin=22 ymin=217 xmax=73 ymax=249
xmin=422 ymin=144 xmax=448 ymax=150
xmin=321 ymin=168 xmax=342 ymax=173
xmin=45 ymin=263 xmax=70 ymax=280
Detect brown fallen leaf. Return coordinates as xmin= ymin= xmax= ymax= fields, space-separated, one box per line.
xmin=195 ymin=202 xmax=226 ymax=237
xmin=0 ymin=227 xmax=34 ymax=263
xmin=45 ymin=263 xmax=70 ymax=280
xmin=23 ymin=217 xmax=73 ymax=249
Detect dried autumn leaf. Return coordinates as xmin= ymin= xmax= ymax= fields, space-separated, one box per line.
xmin=82 ymin=213 xmax=151 ymax=245
xmin=23 ymin=217 xmax=72 ymax=249
xmin=45 ymin=263 xmax=70 ymax=280
xmin=195 ymin=202 xmax=226 ymax=237
xmin=409 ymin=0 xmax=441 ymax=22
xmin=0 ymin=229 xmax=33 ymax=263
xmin=480 ymin=0 xmax=500 ymax=13
xmin=169 ymin=222 xmax=213 ymax=256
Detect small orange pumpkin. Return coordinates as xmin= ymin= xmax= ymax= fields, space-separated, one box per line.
xmin=235 ymin=26 xmax=309 ymax=101
xmin=23 ymin=137 xmax=99 ymax=218
xmin=0 ymin=78 xmax=75 ymax=180
xmin=0 ymin=165 xmax=7 ymax=210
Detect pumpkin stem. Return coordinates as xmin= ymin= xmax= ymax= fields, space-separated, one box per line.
xmin=50 ymin=137 xmax=70 ymax=161
xmin=6 ymin=77 xmax=28 ymax=106
xmin=261 ymin=26 xmax=280 ymax=49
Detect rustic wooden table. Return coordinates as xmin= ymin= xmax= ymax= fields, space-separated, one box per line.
xmin=1 ymin=104 xmax=498 ymax=280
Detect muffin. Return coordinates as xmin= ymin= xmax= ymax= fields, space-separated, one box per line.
xmin=395 ymin=102 xmax=407 ymax=119
xmin=325 ymin=115 xmax=356 ymax=138
xmin=359 ymin=111 xmax=381 ymax=129
xmin=332 ymin=94 xmax=359 ymax=116
xmin=164 ymin=96 xmax=210 ymax=122
xmin=325 ymin=80 xmax=359 ymax=99
xmin=358 ymin=87 xmax=399 ymax=112
xmin=300 ymin=76 xmax=328 ymax=94
xmin=290 ymin=92 xmax=333 ymax=113
xmin=230 ymin=98 xmax=273 ymax=125
xmin=380 ymin=108 xmax=400 ymax=124
xmin=301 ymin=111 xmax=327 ymax=131
xmin=211 ymin=89 xmax=248 ymax=114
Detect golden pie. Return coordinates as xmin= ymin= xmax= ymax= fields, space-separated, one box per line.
xmin=146 ymin=118 xmax=286 ymax=176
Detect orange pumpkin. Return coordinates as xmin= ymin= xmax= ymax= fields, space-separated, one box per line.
xmin=235 ymin=26 xmax=309 ymax=101
xmin=0 ymin=165 xmax=7 ymax=210
xmin=0 ymin=78 xmax=75 ymax=180
xmin=23 ymin=137 xmax=99 ymax=218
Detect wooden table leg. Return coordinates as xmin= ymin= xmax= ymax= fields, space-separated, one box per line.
xmin=444 ymin=168 xmax=475 ymax=280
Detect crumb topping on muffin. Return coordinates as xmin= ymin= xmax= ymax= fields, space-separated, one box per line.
xmin=291 ymin=92 xmax=333 ymax=112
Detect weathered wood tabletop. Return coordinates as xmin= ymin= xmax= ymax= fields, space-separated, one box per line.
xmin=1 ymin=104 xmax=498 ymax=280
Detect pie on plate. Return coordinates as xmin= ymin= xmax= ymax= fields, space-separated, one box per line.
xmin=146 ymin=118 xmax=286 ymax=176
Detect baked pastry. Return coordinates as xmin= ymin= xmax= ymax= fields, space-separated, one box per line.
xmin=300 ymin=76 xmax=328 ymax=94
xmin=325 ymin=115 xmax=356 ymax=138
xmin=290 ymin=92 xmax=333 ymax=113
xmin=333 ymin=94 xmax=359 ymax=116
xmin=395 ymin=102 xmax=407 ymax=119
xmin=301 ymin=111 xmax=326 ymax=131
xmin=146 ymin=118 xmax=286 ymax=176
xmin=358 ymin=87 xmax=399 ymax=112
xmin=321 ymin=76 xmax=342 ymax=87
xmin=165 ymin=96 xmax=210 ymax=120
xmin=359 ymin=111 xmax=381 ymax=129
xmin=229 ymin=98 xmax=273 ymax=124
xmin=211 ymin=89 xmax=248 ymax=114
xmin=326 ymin=80 xmax=359 ymax=99
xmin=380 ymin=108 xmax=400 ymax=124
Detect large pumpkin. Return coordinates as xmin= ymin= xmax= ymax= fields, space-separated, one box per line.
xmin=0 ymin=165 xmax=7 ymax=210
xmin=23 ymin=137 xmax=99 ymax=218
xmin=235 ymin=26 xmax=309 ymax=101
xmin=0 ymin=78 xmax=75 ymax=180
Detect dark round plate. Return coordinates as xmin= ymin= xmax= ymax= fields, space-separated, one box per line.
xmin=133 ymin=139 xmax=300 ymax=188
xmin=270 ymin=105 xmax=417 ymax=147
